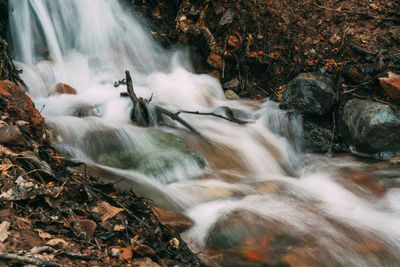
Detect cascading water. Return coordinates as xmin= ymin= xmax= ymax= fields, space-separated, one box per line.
xmin=8 ymin=0 xmax=400 ymax=266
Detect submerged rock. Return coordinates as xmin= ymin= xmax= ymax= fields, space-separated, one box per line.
xmin=339 ymin=99 xmax=400 ymax=155
xmin=84 ymin=129 xmax=206 ymax=181
xmin=280 ymin=73 xmax=335 ymax=115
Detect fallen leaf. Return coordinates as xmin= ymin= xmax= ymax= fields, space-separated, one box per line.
xmin=46 ymin=238 xmax=69 ymax=249
xmin=0 ymin=221 xmax=10 ymax=242
xmin=36 ymin=229 xmax=53 ymax=240
xmin=92 ymin=201 xmax=123 ymax=222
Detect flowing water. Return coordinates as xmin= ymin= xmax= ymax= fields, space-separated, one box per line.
xmin=8 ymin=0 xmax=400 ymax=266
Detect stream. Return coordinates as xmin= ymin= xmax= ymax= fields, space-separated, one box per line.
xmin=8 ymin=0 xmax=400 ymax=266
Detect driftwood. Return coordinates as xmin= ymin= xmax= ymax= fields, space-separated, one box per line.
xmin=124 ymin=71 xmax=213 ymax=146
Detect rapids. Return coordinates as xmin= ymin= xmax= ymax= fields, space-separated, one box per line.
xmin=8 ymin=0 xmax=400 ymax=266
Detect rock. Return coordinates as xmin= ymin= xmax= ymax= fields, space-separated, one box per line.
xmin=84 ymin=129 xmax=206 ymax=182
xmin=0 ymin=81 xmax=44 ymax=138
xmin=280 ymin=73 xmax=335 ymax=115
xmin=302 ymin=116 xmax=347 ymax=153
xmin=206 ymin=210 xmax=270 ymax=249
xmin=339 ymin=99 xmax=400 ymax=154
xmin=207 ymin=53 xmax=223 ymax=70
xmin=219 ymin=9 xmax=233 ymax=27
xmin=119 ymin=249 xmax=133 ymax=261
xmin=0 ymin=125 xmax=24 ymax=146
xmin=223 ymin=78 xmax=240 ymax=91
xmin=343 ymin=64 xmax=365 ymax=84
xmin=379 ymin=72 xmax=400 ymax=103
xmin=224 ymin=90 xmax=240 ymax=100
xmin=154 ymin=207 xmax=194 ymax=233
xmin=54 ymin=83 xmax=77 ymax=95
xmin=133 ymin=257 xmax=161 ymax=267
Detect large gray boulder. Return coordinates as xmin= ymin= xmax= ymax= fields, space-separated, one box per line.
xmin=339 ymin=99 xmax=400 ymax=154
xmin=280 ymin=73 xmax=335 ymax=115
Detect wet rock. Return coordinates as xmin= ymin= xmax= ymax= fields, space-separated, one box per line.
xmin=343 ymin=64 xmax=365 ymax=84
xmin=206 ymin=210 xmax=269 ymax=249
xmin=0 ymin=125 xmax=24 ymax=146
xmin=85 ymin=129 xmax=206 ymax=181
xmin=280 ymin=73 xmax=335 ymax=115
xmin=223 ymin=78 xmax=240 ymax=91
xmin=0 ymin=81 xmax=44 ymax=138
xmin=154 ymin=207 xmax=194 ymax=233
xmin=224 ymin=90 xmax=240 ymax=100
xmin=339 ymin=99 xmax=400 ymax=154
xmin=302 ymin=116 xmax=347 ymax=153
xmin=379 ymin=72 xmax=400 ymax=103
xmin=54 ymin=83 xmax=77 ymax=95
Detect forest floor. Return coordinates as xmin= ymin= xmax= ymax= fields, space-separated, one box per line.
xmin=132 ymin=0 xmax=400 ymax=101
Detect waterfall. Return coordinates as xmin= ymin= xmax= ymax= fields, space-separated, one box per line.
xmin=8 ymin=1 xmax=400 ymax=266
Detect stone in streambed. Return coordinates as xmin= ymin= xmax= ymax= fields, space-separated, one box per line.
xmin=84 ymin=129 xmax=206 ymax=181
xmin=280 ymin=73 xmax=335 ymax=115
xmin=153 ymin=207 xmax=194 ymax=233
xmin=54 ymin=83 xmax=77 ymax=95
xmin=379 ymin=72 xmax=400 ymax=103
xmin=339 ymin=99 xmax=400 ymax=155
xmin=224 ymin=89 xmax=240 ymax=100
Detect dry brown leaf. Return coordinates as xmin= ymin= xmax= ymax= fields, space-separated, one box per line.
xmin=46 ymin=238 xmax=69 ymax=249
xmin=0 ymin=221 xmax=10 ymax=242
xmin=92 ymin=201 xmax=124 ymax=222
xmin=36 ymin=229 xmax=53 ymax=240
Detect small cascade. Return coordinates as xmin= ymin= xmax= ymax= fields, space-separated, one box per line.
xmin=8 ymin=0 xmax=400 ymax=266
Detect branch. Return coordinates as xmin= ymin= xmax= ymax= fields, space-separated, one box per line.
xmin=177 ymin=110 xmax=252 ymax=124
xmin=156 ymin=106 xmax=214 ymax=147
xmin=0 ymin=252 xmax=68 ymax=267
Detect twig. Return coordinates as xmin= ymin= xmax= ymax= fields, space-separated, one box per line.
xmin=177 ymin=110 xmax=252 ymax=124
xmin=0 ymin=252 xmax=68 ymax=267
